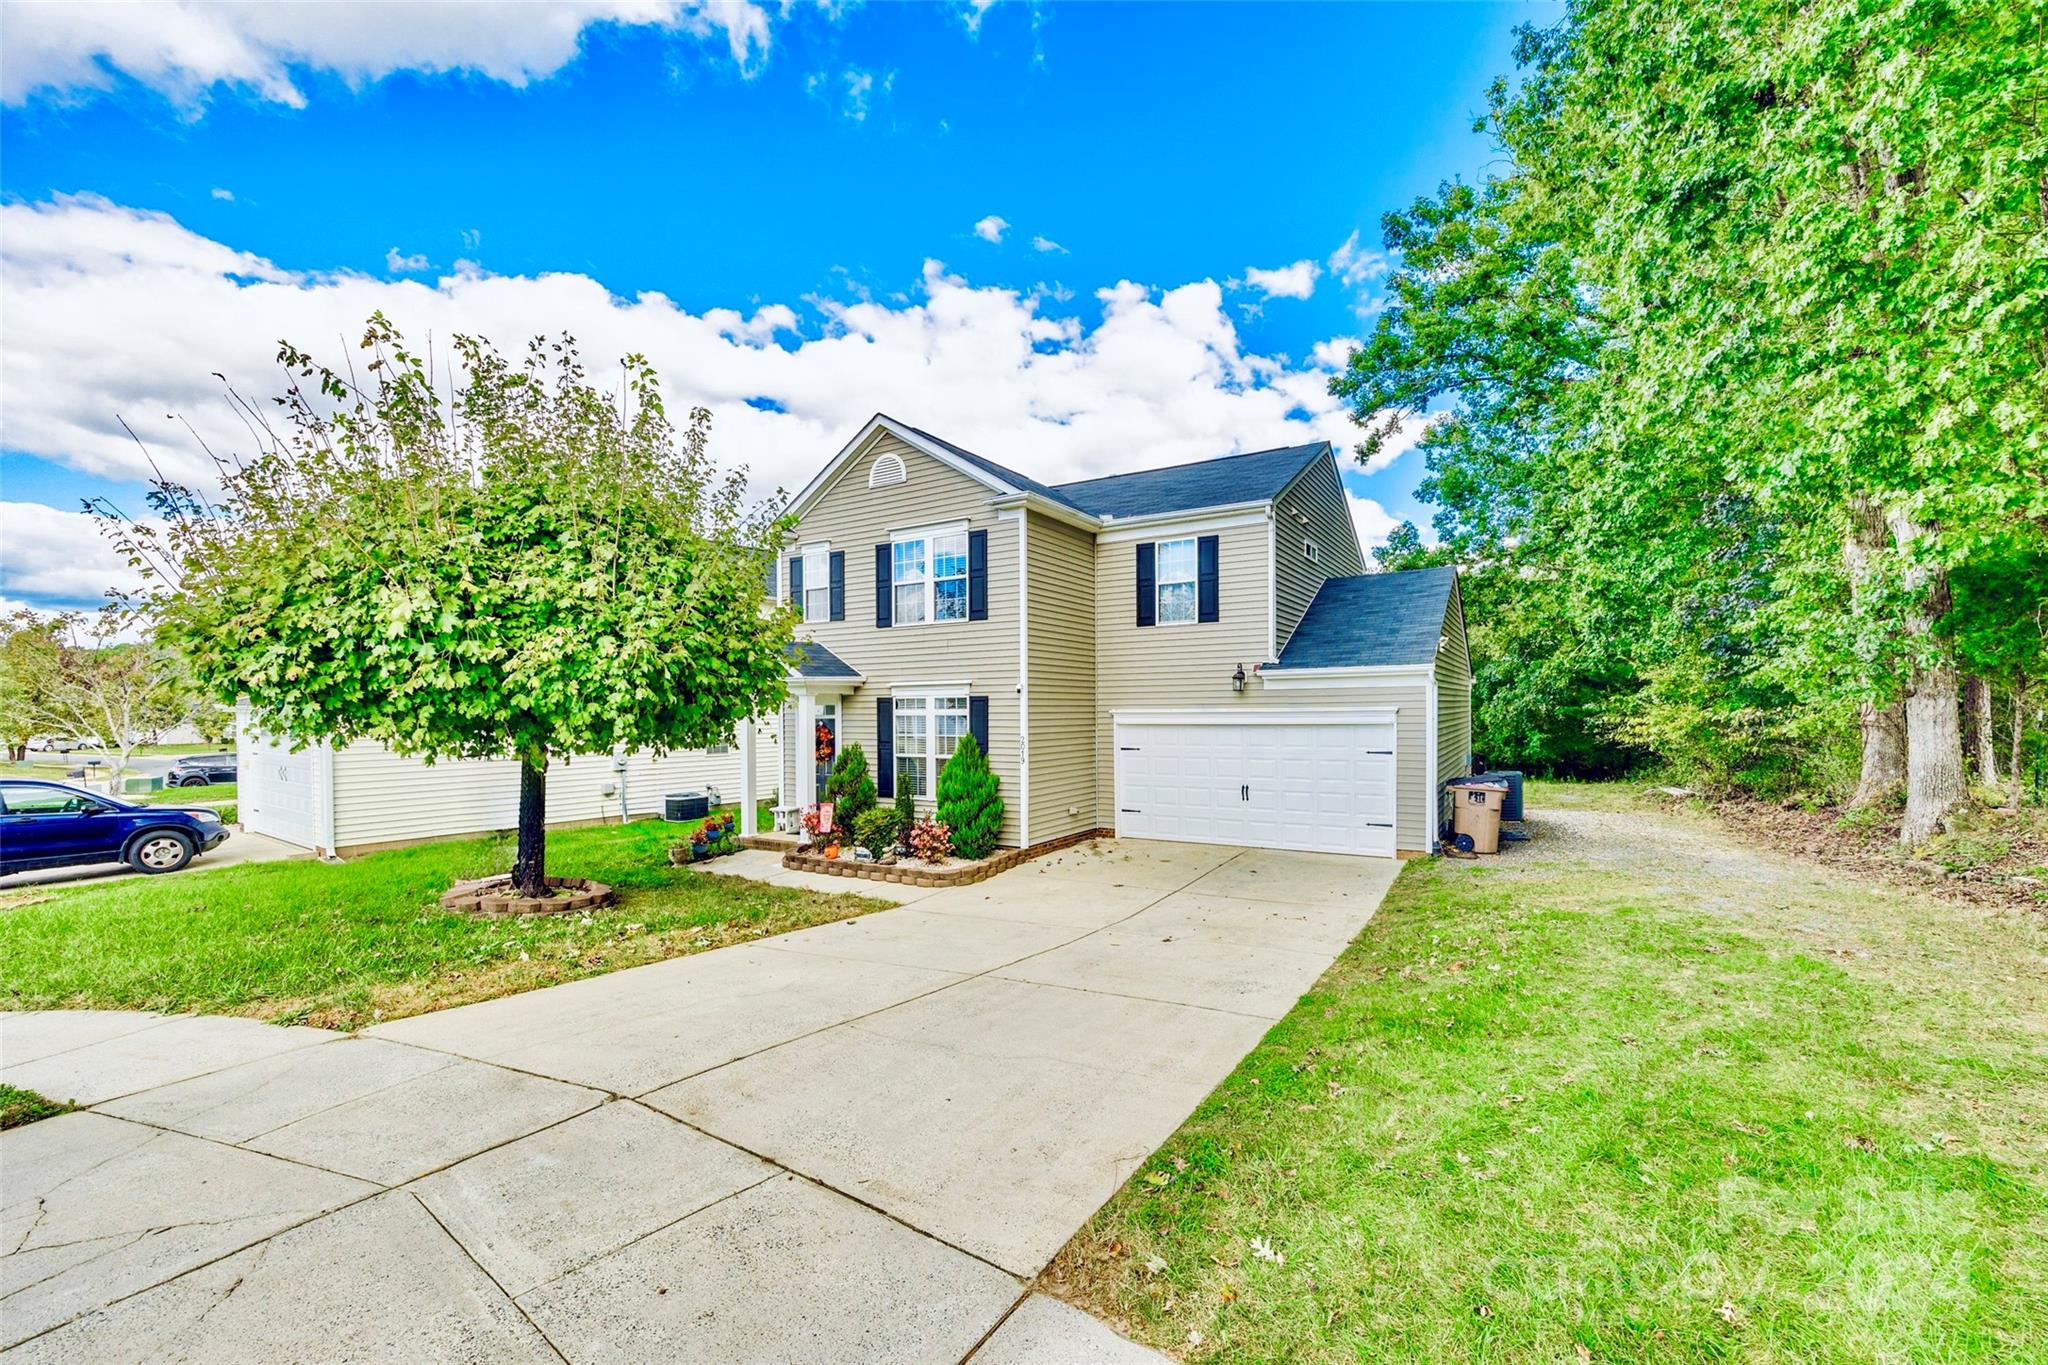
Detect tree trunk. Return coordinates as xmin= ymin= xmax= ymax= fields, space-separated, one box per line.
xmin=1887 ymin=510 xmax=1965 ymax=846
xmin=1962 ymin=676 xmax=1998 ymax=784
xmin=512 ymin=756 xmax=548 ymax=897
xmin=1850 ymin=701 xmax=1906 ymax=808
xmin=1843 ymin=493 xmax=1906 ymax=807
xmin=2014 ymin=680 xmax=2029 ymax=810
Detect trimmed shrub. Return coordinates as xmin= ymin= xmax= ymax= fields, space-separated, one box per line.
xmin=935 ymin=732 xmax=1003 ymax=860
xmin=851 ymin=807 xmax=899 ymax=856
xmin=822 ymin=742 xmax=877 ymax=833
xmin=893 ymin=787 xmax=916 ymax=845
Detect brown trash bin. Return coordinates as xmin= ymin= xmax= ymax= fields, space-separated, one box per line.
xmin=1451 ymin=782 xmax=1508 ymax=854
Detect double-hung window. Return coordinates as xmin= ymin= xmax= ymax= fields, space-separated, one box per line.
xmin=801 ymin=544 xmax=831 ymax=624
xmin=1155 ymin=536 xmax=1198 ymax=625
xmin=891 ymin=527 xmax=968 ymax=626
xmin=893 ymin=694 xmax=968 ymax=797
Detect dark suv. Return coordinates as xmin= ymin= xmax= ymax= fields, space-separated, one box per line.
xmin=0 ymin=781 xmax=229 ymax=876
xmin=168 ymin=753 xmax=238 ymax=787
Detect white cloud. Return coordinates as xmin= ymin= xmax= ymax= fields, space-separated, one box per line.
xmin=0 ymin=0 xmax=773 ymax=109
xmin=1241 ymin=259 xmax=1318 ymax=301
xmin=384 ymin=247 xmax=430 ymax=273
xmin=209 ymin=186 xmax=234 ymax=201
xmin=1031 ymin=235 xmax=1066 ymax=254
xmin=955 ymin=0 xmax=1002 ymax=37
xmin=808 ymin=65 xmax=889 ymax=120
xmin=1328 ymin=229 xmax=1388 ymax=289
xmin=0 ymin=194 xmax=1403 ymax=603
xmin=0 ymin=501 xmax=154 ymax=608
xmin=1346 ymin=493 xmax=1402 ymax=556
xmin=461 ymin=227 xmax=482 ymax=250
xmin=973 ymin=215 xmax=1009 ymax=244
xmin=1312 ymin=337 xmax=1360 ymax=370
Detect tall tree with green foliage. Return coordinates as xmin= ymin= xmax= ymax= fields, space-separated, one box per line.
xmin=1336 ymin=2 xmax=2047 ymax=840
xmin=102 ymin=315 xmax=792 ymax=896
xmin=0 ymin=612 xmax=62 ymax=762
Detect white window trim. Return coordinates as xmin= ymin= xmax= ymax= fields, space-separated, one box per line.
xmin=892 ymin=690 xmax=970 ymax=799
xmin=1154 ymin=535 xmax=1199 ymax=628
xmin=890 ymin=521 xmax=970 ymax=628
xmin=800 ymin=542 xmax=831 ymax=624
xmin=1303 ymin=537 xmax=1320 ymax=563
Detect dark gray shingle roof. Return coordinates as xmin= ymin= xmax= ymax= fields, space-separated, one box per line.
xmin=1051 ymin=443 xmax=1328 ymax=520
xmin=897 ymin=421 xmax=1089 ymax=512
xmin=786 ymin=640 xmax=860 ymax=679
xmin=1266 ymin=567 xmax=1457 ymax=670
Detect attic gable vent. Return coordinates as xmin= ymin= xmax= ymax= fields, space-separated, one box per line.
xmin=869 ymin=452 xmax=908 ymax=489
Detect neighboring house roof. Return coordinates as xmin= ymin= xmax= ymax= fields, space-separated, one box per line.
xmin=897 ymin=422 xmax=1091 ymax=513
xmin=786 ymin=639 xmax=861 ymax=679
xmin=1051 ymin=442 xmax=1330 ymax=520
xmin=1266 ymin=567 xmax=1458 ymax=670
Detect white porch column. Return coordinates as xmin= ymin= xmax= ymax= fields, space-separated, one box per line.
xmin=737 ymin=715 xmax=757 ymax=834
xmin=796 ymin=691 xmax=818 ymax=810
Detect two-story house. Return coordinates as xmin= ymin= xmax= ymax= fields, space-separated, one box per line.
xmin=766 ymin=414 xmax=1471 ymax=859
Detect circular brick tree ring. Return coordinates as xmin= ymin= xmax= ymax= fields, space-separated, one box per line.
xmin=440 ymin=875 xmax=617 ymax=918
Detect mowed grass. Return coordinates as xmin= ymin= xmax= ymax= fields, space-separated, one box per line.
xmin=0 ymin=815 xmax=887 ymax=1031
xmin=1053 ymin=785 xmax=2048 ymax=1363
xmin=138 ymin=781 xmax=237 ymax=804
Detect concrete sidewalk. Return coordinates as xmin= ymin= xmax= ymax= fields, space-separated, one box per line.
xmin=1 ymin=838 xmax=1398 ymax=1362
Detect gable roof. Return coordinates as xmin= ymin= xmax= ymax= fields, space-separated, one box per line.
xmin=1265 ymin=567 xmax=1457 ymax=671
xmin=1051 ymin=443 xmax=1329 ymax=520
xmin=786 ymin=639 xmax=861 ymax=680
xmin=897 ymin=423 xmax=1090 ymax=513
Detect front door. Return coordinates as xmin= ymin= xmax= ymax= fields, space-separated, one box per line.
xmin=813 ymin=702 xmax=838 ymax=797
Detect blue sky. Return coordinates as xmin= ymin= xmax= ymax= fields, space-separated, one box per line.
xmin=0 ymin=1 xmax=1544 ymax=613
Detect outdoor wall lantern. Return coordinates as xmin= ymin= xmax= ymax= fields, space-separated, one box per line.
xmin=1232 ymin=663 xmax=1248 ymax=693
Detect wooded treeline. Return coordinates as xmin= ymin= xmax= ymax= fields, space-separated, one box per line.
xmin=1339 ymin=0 xmax=2047 ymax=844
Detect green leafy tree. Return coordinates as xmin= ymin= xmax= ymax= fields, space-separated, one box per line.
xmin=33 ymin=608 xmax=189 ymax=786
xmin=935 ymin=732 xmax=1003 ymax=859
xmin=822 ymin=742 xmax=877 ymax=834
xmin=0 ymin=612 xmax=62 ymax=762
xmin=1336 ymin=4 xmax=2047 ymax=836
xmin=101 ymin=315 xmax=791 ymax=897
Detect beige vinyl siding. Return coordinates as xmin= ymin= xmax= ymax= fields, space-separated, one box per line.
xmin=1273 ymin=453 xmax=1369 ymax=652
xmin=1024 ymin=510 xmax=1098 ymax=840
xmin=1436 ymin=576 xmax=1473 ymax=784
xmin=326 ymin=737 xmax=778 ymax=854
xmin=782 ymin=432 xmax=1024 ymax=847
xmin=1093 ymin=518 xmax=1273 ymax=826
xmin=1237 ymin=680 xmax=1433 ymax=852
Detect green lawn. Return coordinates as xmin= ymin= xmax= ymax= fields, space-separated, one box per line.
xmin=1054 ymin=783 xmax=2048 ymax=1363
xmin=138 ymin=782 xmax=237 ymax=803
xmin=0 ymin=812 xmax=883 ymax=1030
xmin=0 ymin=1084 xmax=71 ymax=1130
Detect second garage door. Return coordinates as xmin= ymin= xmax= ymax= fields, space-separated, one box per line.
xmin=1112 ymin=710 xmax=1399 ymax=858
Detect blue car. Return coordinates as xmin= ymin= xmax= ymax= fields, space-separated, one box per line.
xmin=0 ymin=780 xmax=229 ymax=877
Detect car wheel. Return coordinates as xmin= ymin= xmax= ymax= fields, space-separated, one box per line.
xmin=179 ymin=775 xmax=207 ymax=787
xmin=127 ymin=831 xmax=195 ymax=874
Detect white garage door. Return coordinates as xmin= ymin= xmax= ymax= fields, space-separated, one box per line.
xmin=1113 ymin=711 xmax=1398 ymax=858
xmin=239 ymin=725 xmax=325 ymax=850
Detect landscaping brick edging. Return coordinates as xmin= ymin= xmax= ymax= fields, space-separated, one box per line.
xmin=440 ymin=875 xmax=618 ymax=917
xmin=780 ymin=827 xmax=1114 ymax=889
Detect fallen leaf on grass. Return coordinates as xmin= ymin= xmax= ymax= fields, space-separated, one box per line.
xmin=1250 ymin=1236 xmax=1285 ymax=1266
xmin=1845 ymin=1134 xmax=1876 ymax=1151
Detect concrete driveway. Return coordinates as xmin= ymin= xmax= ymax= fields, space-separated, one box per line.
xmin=0 ymin=838 xmax=1397 ymax=1362
xmin=0 ymin=831 xmax=308 ymax=893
